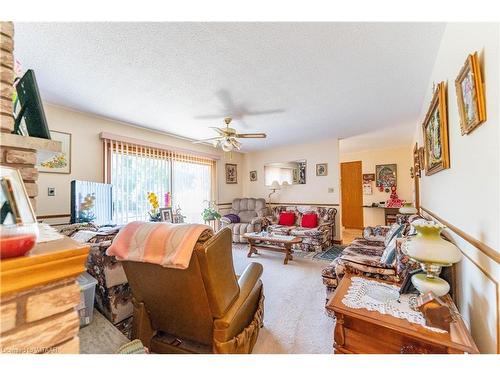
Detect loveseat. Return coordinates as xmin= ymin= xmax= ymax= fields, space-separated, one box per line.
xmin=266 ymin=205 xmax=337 ymax=252
xmin=220 ymin=198 xmax=268 ymax=243
xmin=321 ymin=214 xmax=421 ymax=303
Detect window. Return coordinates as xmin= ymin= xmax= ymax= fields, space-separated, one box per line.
xmin=104 ymin=137 xmax=214 ymax=225
xmin=172 ymin=160 xmax=211 ymax=224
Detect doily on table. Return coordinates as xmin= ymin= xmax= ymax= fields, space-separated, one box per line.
xmin=342 ymin=277 xmax=446 ymax=333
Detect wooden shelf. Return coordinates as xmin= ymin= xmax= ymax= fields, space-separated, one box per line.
xmin=0 ymin=133 xmax=62 ymax=163
xmin=0 ymin=237 xmax=89 ymax=297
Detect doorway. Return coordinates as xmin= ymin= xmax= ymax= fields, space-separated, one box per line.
xmin=341 ymin=161 xmax=364 ymax=230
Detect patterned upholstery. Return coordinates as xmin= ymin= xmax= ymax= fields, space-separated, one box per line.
xmin=266 ymin=205 xmax=337 ymax=252
xmin=55 ymin=223 xmax=133 ymax=336
xmin=220 ymin=198 xmax=269 ymax=242
xmin=321 ymin=214 xmax=423 ymax=303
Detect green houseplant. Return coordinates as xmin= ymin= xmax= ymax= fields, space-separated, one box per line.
xmin=202 ymin=200 xmax=221 ymax=221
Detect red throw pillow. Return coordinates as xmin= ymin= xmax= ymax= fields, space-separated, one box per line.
xmin=278 ymin=212 xmax=295 ymax=226
xmin=301 ymin=213 xmax=318 ymax=228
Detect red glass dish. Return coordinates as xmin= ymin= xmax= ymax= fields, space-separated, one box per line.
xmin=0 ymin=224 xmax=38 ymax=259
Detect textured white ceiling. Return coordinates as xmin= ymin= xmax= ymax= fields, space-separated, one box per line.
xmin=14 ymin=22 xmax=445 ymax=152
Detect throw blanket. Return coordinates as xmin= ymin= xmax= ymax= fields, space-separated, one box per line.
xmin=106 ymin=221 xmax=213 ymax=269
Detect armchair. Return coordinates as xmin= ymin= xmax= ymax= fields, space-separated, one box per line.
xmin=220 ymin=198 xmax=268 ymax=242
xmin=121 ymin=228 xmax=264 ymax=354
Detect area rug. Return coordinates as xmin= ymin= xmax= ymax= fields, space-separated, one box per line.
xmin=288 ymin=244 xmax=345 ymax=262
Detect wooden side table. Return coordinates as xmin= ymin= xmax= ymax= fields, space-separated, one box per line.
xmin=326 ymin=274 xmax=478 ymax=354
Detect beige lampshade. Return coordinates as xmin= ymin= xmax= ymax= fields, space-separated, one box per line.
xmin=405 ymin=222 xmax=462 ymax=265
xmin=270 ymin=181 xmax=281 ymax=190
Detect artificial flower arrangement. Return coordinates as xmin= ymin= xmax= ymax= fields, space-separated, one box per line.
xmin=147 ymin=192 xmax=161 ymax=222
xmin=78 ymin=194 xmax=96 ymax=223
xmin=201 ymin=200 xmax=221 ymax=221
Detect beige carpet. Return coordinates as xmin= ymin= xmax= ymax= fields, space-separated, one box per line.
xmin=232 ymin=244 xmax=334 ymax=354
xmin=79 ymin=245 xmax=334 ymax=354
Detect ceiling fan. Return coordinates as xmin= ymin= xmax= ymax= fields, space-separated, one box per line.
xmin=193 ymin=117 xmax=266 ymax=152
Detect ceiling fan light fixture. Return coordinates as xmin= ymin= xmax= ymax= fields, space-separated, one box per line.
xmin=221 ymin=139 xmax=234 ymax=152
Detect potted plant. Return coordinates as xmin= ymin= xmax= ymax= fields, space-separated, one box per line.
xmin=147 ymin=192 xmax=161 ymax=222
xmin=202 ymin=200 xmax=221 ymax=222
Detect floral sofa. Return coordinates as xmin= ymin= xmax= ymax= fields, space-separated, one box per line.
xmin=56 ymin=223 xmax=133 ymax=337
xmin=265 ymin=205 xmax=337 ymax=252
xmin=321 ymin=214 xmax=422 ymax=303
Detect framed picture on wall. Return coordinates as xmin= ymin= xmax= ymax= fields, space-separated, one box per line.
xmin=455 ymin=52 xmax=486 ymax=135
xmin=249 ymin=170 xmax=257 ymax=181
xmin=37 ymin=130 xmax=72 ymax=174
xmin=375 ymin=164 xmax=397 ymax=187
xmin=422 ymin=81 xmax=450 ymax=176
xmin=225 ymin=163 xmax=237 ymax=184
xmin=316 ymin=163 xmax=328 ymax=176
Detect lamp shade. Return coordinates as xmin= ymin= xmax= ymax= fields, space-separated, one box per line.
xmin=270 ymin=181 xmax=281 ymax=190
xmin=405 ymin=222 xmax=462 ymax=265
xmin=399 ymin=203 xmax=418 ymax=214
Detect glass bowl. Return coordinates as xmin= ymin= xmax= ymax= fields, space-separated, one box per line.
xmin=0 ymin=223 xmax=39 ymax=259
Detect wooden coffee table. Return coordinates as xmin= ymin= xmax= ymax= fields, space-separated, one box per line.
xmin=243 ymin=232 xmax=302 ymax=265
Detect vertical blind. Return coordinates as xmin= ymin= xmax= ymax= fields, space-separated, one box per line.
xmin=103 ymin=137 xmax=216 ymax=224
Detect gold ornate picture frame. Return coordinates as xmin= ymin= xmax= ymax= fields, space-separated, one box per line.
xmin=455 ymin=52 xmax=486 ymax=135
xmin=422 ymin=82 xmax=450 ymax=176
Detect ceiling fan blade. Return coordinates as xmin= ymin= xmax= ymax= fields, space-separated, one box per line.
xmin=236 ymin=133 xmax=267 ymax=138
xmin=243 ymin=109 xmax=285 ymax=116
xmin=229 ymin=138 xmax=242 ymax=149
xmin=209 ymin=127 xmax=227 ymax=136
xmin=192 ymin=136 xmax=223 ymax=144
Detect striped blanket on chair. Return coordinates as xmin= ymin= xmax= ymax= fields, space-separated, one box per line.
xmin=106 ymin=221 xmax=213 ymax=269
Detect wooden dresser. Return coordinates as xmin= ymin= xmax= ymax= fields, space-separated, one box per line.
xmin=326 ymin=275 xmax=479 ymax=354
xmin=0 ymin=237 xmax=89 ymax=354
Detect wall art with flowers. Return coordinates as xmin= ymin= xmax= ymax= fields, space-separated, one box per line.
xmin=37 ymin=130 xmax=71 ymax=174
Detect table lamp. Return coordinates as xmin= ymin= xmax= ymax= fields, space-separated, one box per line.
xmin=404 ymin=221 xmax=461 ymax=297
xmin=268 ymin=180 xmax=281 ymax=202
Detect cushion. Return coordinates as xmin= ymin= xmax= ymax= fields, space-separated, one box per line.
xmin=278 ymin=212 xmax=295 ymax=226
xmin=301 ymin=213 xmax=318 ymax=228
xmin=238 ymin=210 xmax=257 ymax=223
xmin=384 ymin=223 xmax=404 ymax=247
xmin=380 ymin=235 xmax=398 ymax=266
xmin=223 ymin=214 xmax=240 ymax=223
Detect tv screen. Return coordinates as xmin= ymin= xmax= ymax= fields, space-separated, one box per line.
xmin=15 ymin=69 xmax=51 ymax=139
xmin=71 ymin=180 xmax=113 ymax=226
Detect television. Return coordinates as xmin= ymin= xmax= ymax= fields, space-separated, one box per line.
xmin=71 ymin=180 xmax=113 ymax=226
xmin=14 ymin=69 xmax=51 ymax=139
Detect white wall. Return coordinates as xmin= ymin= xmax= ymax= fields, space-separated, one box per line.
xmin=37 ymin=104 xmax=244 ymax=218
xmin=340 ymin=146 xmax=413 ymax=226
xmin=242 ymin=138 xmax=341 ymax=240
xmin=413 ymin=23 xmax=499 ymax=353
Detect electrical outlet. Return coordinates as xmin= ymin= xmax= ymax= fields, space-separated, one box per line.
xmin=48 ymin=187 xmax=56 ymax=196
xmin=328 ymin=187 xmax=334 ymax=193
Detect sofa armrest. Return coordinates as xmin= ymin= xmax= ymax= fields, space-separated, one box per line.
xmin=214 ymin=262 xmax=263 ymax=335
xmin=363 ymin=225 xmax=390 ymax=241
xmin=250 ymin=217 xmax=263 ymax=225
xmin=220 ymin=217 xmax=232 ymax=227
